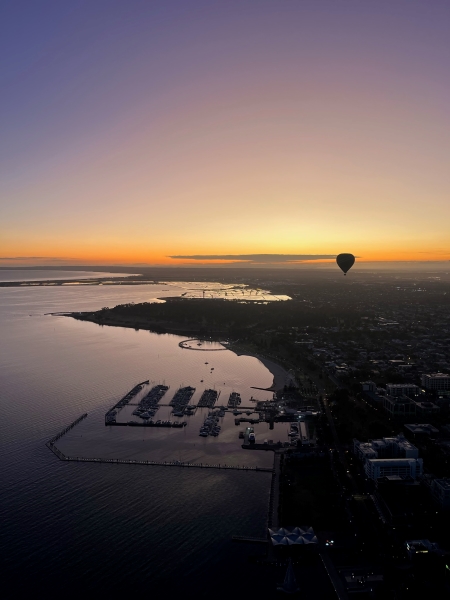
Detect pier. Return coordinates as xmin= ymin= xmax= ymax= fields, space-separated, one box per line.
xmin=107 ymin=420 xmax=187 ymax=428
xmin=126 ymin=404 xmax=258 ymax=410
xmin=47 ymin=413 xmax=87 ymax=445
xmin=178 ymin=338 xmax=227 ymax=351
xmin=48 ymin=448 xmax=272 ymax=472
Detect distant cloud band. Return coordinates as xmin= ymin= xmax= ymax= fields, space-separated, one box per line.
xmin=168 ymin=254 xmax=337 ymax=263
xmin=0 ymin=256 xmax=70 ymax=261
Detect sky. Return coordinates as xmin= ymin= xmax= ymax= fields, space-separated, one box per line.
xmin=1 ymin=0 xmax=450 ymax=267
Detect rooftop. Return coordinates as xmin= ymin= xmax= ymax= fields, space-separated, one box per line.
xmin=423 ymin=373 xmax=450 ymax=378
xmin=404 ymin=423 xmax=439 ymax=435
xmin=433 ymin=478 xmax=450 ymax=491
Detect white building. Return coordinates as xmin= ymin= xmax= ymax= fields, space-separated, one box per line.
xmin=383 ymin=395 xmax=416 ymax=417
xmin=421 ymin=373 xmax=450 ymax=391
xmin=364 ymin=458 xmax=423 ymax=481
xmin=354 ymin=434 xmax=419 ymax=461
xmin=386 ymin=384 xmax=419 ymax=397
xmin=353 ymin=441 xmax=377 ymax=462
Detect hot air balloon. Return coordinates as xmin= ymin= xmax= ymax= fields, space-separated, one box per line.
xmin=336 ymin=253 xmax=355 ymax=275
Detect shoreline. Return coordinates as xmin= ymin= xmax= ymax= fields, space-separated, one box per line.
xmin=0 ymin=278 xmax=152 ymax=287
xmin=64 ymin=312 xmax=293 ymax=393
xmin=228 ymin=345 xmax=296 ymax=392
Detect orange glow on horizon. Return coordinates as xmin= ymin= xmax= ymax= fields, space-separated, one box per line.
xmin=2 ymin=3 xmax=450 ymax=267
xmin=1 ymin=249 xmax=449 ymax=268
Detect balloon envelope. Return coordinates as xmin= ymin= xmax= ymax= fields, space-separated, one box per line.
xmin=336 ymin=253 xmax=355 ymax=275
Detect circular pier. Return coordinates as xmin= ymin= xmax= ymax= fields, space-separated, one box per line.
xmin=178 ymin=339 xmax=228 ymax=351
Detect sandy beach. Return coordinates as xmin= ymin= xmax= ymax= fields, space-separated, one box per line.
xmin=230 ymin=347 xmax=296 ymax=391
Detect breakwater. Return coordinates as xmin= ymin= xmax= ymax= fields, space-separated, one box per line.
xmin=48 ymin=450 xmax=272 ymax=472
xmin=47 ymin=413 xmax=88 ymax=445
xmin=107 ymin=420 xmax=187 ymax=428
xmin=46 ymin=413 xmax=273 ymax=473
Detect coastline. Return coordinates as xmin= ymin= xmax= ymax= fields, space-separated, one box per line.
xmin=229 ymin=346 xmax=296 ymax=392
xmin=66 ymin=311 xmax=229 ymax=336
xmin=65 ymin=311 xmax=294 ymax=393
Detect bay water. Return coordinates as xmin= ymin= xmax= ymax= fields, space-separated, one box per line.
xmin=1 ymin=279 xmax=273 ymax=597
xmin=0 ymin=275 xmax=333 ymax=598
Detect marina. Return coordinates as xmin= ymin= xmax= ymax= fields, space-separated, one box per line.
xmin=43 ymin=344 xmax=304 ymax=478
xmin=1 ymin=277 xmax=305 ymax=598
xmin=105 ymin=381 xmax=285 ymax=432
xmin=46 ymin=413 xmax=272 ymax=472
xmin=53 ymin=389 xmax=298 ymax=470
xmin=86 ymin=377 xmax=310 ymax=467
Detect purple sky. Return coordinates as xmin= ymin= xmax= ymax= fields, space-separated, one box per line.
xmin=1 ymin=1 xmax=450 ymax=264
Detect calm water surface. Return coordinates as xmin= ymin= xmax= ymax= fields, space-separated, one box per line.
xmin=0 ymin=269 xmax=135 ymax=282
xmin=0 ymin=284 xmax=266 ymax=598
xmin=0 ymin=283 xmax=333 ymax=599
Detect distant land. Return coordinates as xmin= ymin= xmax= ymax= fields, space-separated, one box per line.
xmin=1 ymin=262 xmax=449 ymax=288
xmin=0 ymin=261 xmax=449 ymax=274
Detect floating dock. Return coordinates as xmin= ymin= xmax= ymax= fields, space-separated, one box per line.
xmin=197 ymin=388 xmax=219 ymax=408
xmin=228 ymin=392 xmax=242 ymax=408
xmin=170 ymin=386 xmax=196 ymax=411
xmin=105 ymin=380 xmax=150 ymax=423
